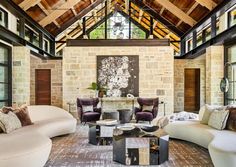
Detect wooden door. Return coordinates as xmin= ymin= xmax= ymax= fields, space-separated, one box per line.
xmin=184 ymin=69 xmax=200 ymax=112
xmin=35 ymin=69 xmax=51 ymax=105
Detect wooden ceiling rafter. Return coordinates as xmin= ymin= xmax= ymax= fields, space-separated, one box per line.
xmin=131 ymin=0 xmax=184 ymax=36
xmin=39 ymin=0 xmax=82 ymax=27
xmin=195 ymin=0 xmax=217 ymax=10
xmin=37 ymin=2 xmax=60 ymax=28
xmin=153 ymin=0 xmax=197 ymax=26
xmin=19 ymin=0 xmax=41 ymax=11
xmin=55 ymin=0 xmax=104 ymax=36
xmin=176 ymin=1 xmax=199 ymax=27
xmin=159 ymin=7 xmax=165 ymax=15
xmin=56 ymin=8 xmax=108 ymax=51
xmin=138 ymin=9 xmax=144 ymax=23
xmin=130 ymin=2 xmax=179 ymax=42
xmin=55 ymin=0 xmax=181 ymax=53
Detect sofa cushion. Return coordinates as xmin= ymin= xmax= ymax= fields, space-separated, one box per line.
xmin=208 ymin=109 xmax=229 ymax=130
xmin=2 ymin=106 xmax=33 ymax=126
xmin=226 ymin=106 xmax=236 ymax=131
xmin=201 ymin=105 xmax=225 ymax=124
xmin=0 ymin=111 xmax=22 ymax=133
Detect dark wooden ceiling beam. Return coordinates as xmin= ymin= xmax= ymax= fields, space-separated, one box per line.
xmin=54 ymin=0 xmax=104 ymax=36
xmin=0 ymin=0 xmax=54 ymax=39
xmin=182 ymin=0 xmax=236 ymax=39
xmin=130 ymin=0 xmax=184 ymax=37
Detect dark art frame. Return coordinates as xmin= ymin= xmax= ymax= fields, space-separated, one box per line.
xmin=97 ymin=55 xmax=139 ymax=97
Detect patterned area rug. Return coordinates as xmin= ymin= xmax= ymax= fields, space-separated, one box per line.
xmin=45 ymin=125 xmax=213 ymax=167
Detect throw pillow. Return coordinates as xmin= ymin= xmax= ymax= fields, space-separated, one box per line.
xmin=82 ymin=105 xmax=93 ymax=112
xmin=201 ymin=105 xmax=226 ymax=124
xmin=14 ymin=106 xmax=33 ymax=126
xmin=0 ymin=110 xmax=3 ymax=133
xmin=198 ymin=105 xmax=206 ymax=121
xmin=1 ymin=107 xmax=11 ymax=114
xmin=225 ymin=106 xmax=236 ymax=131
xmin=208 ymin=109 xmax=229 ymax=130
xmin=0 ymin=111 xmax=22 ymax=133
xmin=2 ymin=105 xmax=33 ymax=126
xmin=142 ymin=105 xmax=153 ymax=112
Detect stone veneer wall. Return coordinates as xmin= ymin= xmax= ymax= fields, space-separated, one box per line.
xmin=174 ymin=45 xmax=224 ymax=111
xmin=63 ymin=46 xmax=174 ymax=116
xmin=12 ymin=46 xmax=31 ymax=106
xmin=206 ymin=46 xmax=224 ymax=105
xmin=30 ymin=56 xmax=62 ymax=107
xmin=174 ymin=54 xmax=206 ymax=112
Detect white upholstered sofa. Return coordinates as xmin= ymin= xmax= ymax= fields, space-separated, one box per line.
xmin=164 ymin=120 xmax=236 ymax=167
xmin=0 ymin=105 xmax=77 ymax=167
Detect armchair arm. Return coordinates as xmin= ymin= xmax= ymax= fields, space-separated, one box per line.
xmin=94 ymin=107 xmax=102 ymax=114
xmin=77 ymin=107 xmax=83 ymax=120
xmin=152 ymin=106 xmax=158 ymax=118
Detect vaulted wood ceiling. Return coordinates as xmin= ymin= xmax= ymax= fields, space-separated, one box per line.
xmin=12 ymin=0 xmax=223 ymax=53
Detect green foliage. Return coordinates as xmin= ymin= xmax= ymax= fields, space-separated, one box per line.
xmin=87 ymin=82 xmax=107 ymax=92
xmin=87 ymin=82 xmax=98 ymax=90
xmin=90 ymin=23 xmax=105 ymax=39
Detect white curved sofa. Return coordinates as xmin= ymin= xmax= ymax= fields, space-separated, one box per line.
xmin=0 ymin=105 xmax=77 ymax=167
xmin=164 ymin=120 xmax=236 ymax=167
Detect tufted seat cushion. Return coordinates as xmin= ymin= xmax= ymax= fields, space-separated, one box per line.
xmin=136 ymin=112 xmax=153 ymax=122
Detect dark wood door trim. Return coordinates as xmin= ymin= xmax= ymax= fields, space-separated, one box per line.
xmin=35 ymin=69 xmax=51 ymax=105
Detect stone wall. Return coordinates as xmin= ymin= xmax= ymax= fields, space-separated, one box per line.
xmin=30 ymin=56 xmax=62 ymax=107
xmin=206 ymin=46 xmax=224 ymax=105
xmin=12 ymin=46 xmax=31 ymax=106
xmin=174 ymin=55 xmax=206 ymax=112
xmin=174 ymin=45 xmax=224 ymax=111
xmin=63 ymin=46 xmax=174 ymax=116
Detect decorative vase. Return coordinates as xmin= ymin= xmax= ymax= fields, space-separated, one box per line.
xmin=95 ymin=90 xmax=99 ymax=97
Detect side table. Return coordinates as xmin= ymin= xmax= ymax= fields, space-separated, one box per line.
xmin=117 ymin=109 xmax=133 ymax=123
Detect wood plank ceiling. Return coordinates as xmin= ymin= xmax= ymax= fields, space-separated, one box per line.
xmin=13 ymin=0 xmax=223 ymax=53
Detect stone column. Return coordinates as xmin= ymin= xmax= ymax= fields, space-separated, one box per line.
xmin=12 ymin=46 xmax=31 ymax=106
xmin=206 ymin=46 xmax=224 ymax=105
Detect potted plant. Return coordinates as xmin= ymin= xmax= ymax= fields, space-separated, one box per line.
xmin=87 ymin=82 xmax=107 ymax=98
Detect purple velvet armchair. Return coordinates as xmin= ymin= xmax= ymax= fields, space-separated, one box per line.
xmin=134 ymin=97 xmax=159 ymax=123
xmin=77 ymin=98 xmax=101 ymax=123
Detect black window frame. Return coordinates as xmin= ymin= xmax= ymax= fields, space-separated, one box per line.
xmin=0 ymin=42 xmax=12 ymax=107
xmin=0 ymin=7 xmax=8 ymax=28
xmin=228 ymin=7 xmax=236 ymax=28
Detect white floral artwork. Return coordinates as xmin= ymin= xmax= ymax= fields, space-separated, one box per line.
xmin=97 ymin=56 xmax=139 ymax=97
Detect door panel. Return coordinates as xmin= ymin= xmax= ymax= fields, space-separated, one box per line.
xmin=184 ymin=69 xmax=200 ymax=112
xmin=35 ymin=69 xmax=51 ymax=105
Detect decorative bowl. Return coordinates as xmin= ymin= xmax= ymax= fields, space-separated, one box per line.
xmin=140 ymin=125 xmax=159 ymax=132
